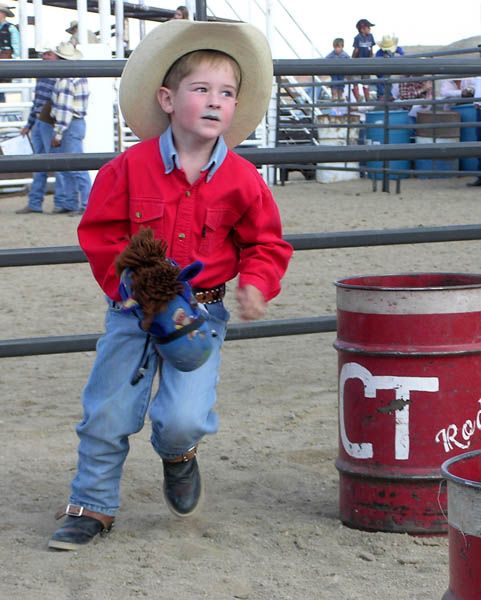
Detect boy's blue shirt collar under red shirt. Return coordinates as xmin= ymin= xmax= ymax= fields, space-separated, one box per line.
xmin=159 ymin=125 xmax=228 ymax=182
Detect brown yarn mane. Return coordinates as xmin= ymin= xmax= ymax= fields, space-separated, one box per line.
xmin=116 ymin=228 xmax=184 ymax=330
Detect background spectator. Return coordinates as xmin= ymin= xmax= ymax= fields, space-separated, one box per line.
xmin=50 ymin=42 xmax=91 ymax=215
xmin=375 ymin=35 xmax=404 ymax=101
xmin=16 ymin=49 xmax=65 ymax=214
xmin=352 ymin=18 xmax=375 ymax=102
xmin=0 ymin=2 xmax=19 ymax=102
xmin=65 ymin=20 xmax=99 ymax=45
xmin=440 ymin=78 xmax=476 ymax=109
xmin=325 ymin=37 xmax=351 ymax=101
xmin=172 ymin=6 xmax=189 ymax=20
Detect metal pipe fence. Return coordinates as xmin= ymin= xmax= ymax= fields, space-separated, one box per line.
xmin=1 ymin=143 xmax=480 ymax=173
xmin=2 ymin=57 xmax=481 ymax=358
xmin=3 ymin=224 xmax=481 ymax=357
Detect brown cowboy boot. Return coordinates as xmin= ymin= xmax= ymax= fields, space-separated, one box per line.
xmin=48 ymin=504 xmax=114 ymax=551
xmin=162 ymin=447 xmax=202 ymax=517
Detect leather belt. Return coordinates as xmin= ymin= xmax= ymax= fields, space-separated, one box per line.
xmin=37 ymin=100 xmax=55 ymax=125
xmin=193 ymin=284 xmax=226 ymax=305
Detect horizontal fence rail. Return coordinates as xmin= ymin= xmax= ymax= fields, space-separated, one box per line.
xmin=5 ymin=223 xmax=481 ymax=357
xmin=1 ymin=143 xmax=480 ymax=172
xmin=0 ymin=317 xmax=337 ymax=358
xmin=2 ymin=56 xmax=481 ymax=359
xmin=2 ymin=58 xmax=481 ymax=78
xmin=3 ymin=224 xmax=481 ymax=268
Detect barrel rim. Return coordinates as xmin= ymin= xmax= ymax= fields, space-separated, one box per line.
xmin=441 ymin=449 xmax=481 ymax=489
xmin=335 ymin=271 xmax=481 ymax=292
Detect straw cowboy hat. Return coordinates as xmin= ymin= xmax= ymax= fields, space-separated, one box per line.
xmin=119 ymin=19 xmax=273 ymax=148
xmin=0 ymin=3 xmax=15 ymax=17
xmin=378 ymin=35 xmax=399 ymax=53
xmin=52 ymin=41 xmax=83 ymax=60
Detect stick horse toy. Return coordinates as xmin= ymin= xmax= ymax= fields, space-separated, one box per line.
xmin=116 ymin=227 xmax=214 ymax=377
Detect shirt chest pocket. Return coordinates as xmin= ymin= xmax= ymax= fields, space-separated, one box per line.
xmin=198 ymin=208 xmax=235 ymax=255
xmin=130 ymin=200 xmax=166 ymax=239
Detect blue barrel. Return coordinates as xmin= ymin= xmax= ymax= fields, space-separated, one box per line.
xmin=414 ymin=136 xmax=459 ymax=178
xmin=452 ymin=104 xmax=478 ymax=171
xmin=365 ymin=110 xmax=411 ymax=180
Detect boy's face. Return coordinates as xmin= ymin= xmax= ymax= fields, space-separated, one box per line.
xmin=359 ymin=25 xmax=371 ymax=35
xmin=334 ymin=45 xmax=343 ymax=54
xmin=157 ymin=60 xmax=238 ymax=145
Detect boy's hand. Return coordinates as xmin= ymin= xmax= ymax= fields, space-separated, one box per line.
xmin=236 ymin=285 xmax=266 ymax=321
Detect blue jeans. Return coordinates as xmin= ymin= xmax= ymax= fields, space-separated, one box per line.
xmin=69 ymin=300 xmax=229 ymax=516
xmin=28 ymin=121 xmax=65 ymax=212
xmin=55 ymin=117 xmax=92 ymax=211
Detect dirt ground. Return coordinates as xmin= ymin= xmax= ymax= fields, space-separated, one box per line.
xmin=2 ymin=173 xmax=481 ymax=600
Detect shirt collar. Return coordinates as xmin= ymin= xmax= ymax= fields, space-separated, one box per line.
xmin=159 ymin=126 xmax=228 ymax=182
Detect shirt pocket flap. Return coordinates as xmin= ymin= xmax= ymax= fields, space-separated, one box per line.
xmin=203 ymin=208 xmax=234 ymax=232
xmin=130 ymin=201 xmax=165 ymax=224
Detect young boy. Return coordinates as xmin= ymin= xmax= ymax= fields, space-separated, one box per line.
xmin=48 ymin=19 xmax=293 ymax=550
xmin=352 ymin=18 xmax=376 ymax=102
xmin=325 ymin=38 xmax=351 ymax=101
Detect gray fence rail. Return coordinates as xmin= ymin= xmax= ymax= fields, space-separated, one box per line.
xmin=2 ymin=56 xmax=481 ymax=358
xmin=2 ymin=57 xmax=481 ymax=78
xmin=1 ymin=143 xmax=480 ymax=172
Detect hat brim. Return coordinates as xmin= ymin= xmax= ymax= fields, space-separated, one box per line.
xmin=65 ymin=27 xmax=76 ymax=34
xmin=379 ymin=46 xmax=397 ymax=52
xmin=54 ymin=48 xmax=83 ymax=60
xmin=0 ymin=7 xmax=14 ymax=17
xmin=119 ymin=20 xmax=273 ymax=148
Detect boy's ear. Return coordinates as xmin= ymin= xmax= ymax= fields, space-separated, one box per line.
xmin=157 ymin=86 xmax=174 ymax=114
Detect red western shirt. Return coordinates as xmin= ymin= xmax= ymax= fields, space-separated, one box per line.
xmin=78 ymin=137 xmax=293 ymax=302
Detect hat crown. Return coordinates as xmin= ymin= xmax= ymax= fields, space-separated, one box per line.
xmin=379 ymin=34 xmax=398 ymax=50
xmin=119 ymin=20 xmax=273 ymax=148
xmin=55 ymin=41 xmax=83 ymax=59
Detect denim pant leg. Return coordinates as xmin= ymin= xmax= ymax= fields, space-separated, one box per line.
xmin=79 ymin=170 xmax=92 ymax=210
xmin=27 ymin=121 xmax=52 ymax=211
xmin=149 ymin=302 xmax=229 ymax=459
xmin=57 ymin=118 xmax=86 ymax=211
xmin=70 ymin=305 xmax=159 ymax=516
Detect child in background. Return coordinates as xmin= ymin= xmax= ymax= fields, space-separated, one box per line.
xmin=325 ymin=38 xmax=351 ymax=101
xmin=352 ymin=18 xmax=376 ymax=102
xmin=172 ymin=5 xmax=189 ymax=19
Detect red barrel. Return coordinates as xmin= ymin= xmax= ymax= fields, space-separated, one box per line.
xmin=334 ymin=273 xmax=481 ymax=534
xmin=441 ymin=450 xmax=481 ymax=599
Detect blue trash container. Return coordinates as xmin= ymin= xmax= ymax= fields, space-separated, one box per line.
xmin=365 ymin=110 xmax=411 ymax=180
xmin=451 ymin=104 xmax=478 ymax=171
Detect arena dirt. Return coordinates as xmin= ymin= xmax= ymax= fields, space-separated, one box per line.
xmin=2 ymin=175 xmax=480 ymax=599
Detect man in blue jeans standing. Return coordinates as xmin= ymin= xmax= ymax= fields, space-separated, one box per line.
xmin=16 ymin=49 xmax=65 ymax=214
xmin=50 ymin=42 xmax=91 ymax=214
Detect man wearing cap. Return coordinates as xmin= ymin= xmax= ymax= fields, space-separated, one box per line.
xmin=0 ymin=3 xmax=20 ymax=102
xmin=50 ymin=42 xmax=91 ymax=214
xmin=65 ymin=20 xmax=98 ymax=46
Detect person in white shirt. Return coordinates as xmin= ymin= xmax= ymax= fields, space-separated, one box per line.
xmin=440 ymin=78 xmax=475 ymax=110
